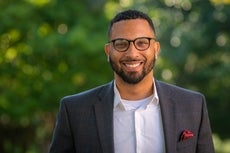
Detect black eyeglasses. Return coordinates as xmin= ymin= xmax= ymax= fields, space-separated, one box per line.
xmin=108 ymin=37 xmax=156 ymax=52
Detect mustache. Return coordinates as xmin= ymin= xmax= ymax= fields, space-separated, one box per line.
xmin=120 ymin=57 xmax=145 ymax=62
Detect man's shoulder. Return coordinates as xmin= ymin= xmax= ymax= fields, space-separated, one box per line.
xmin=61 ymin=81 xmax=113 ymax=104
xmin=156 ymin=80 xmax=206 ymax=110
xmin=156 ymin=80 xmax=204 ymax=98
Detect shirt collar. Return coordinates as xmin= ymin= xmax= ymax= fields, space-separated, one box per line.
xmin=113 ymin=79 xmax=159 ymax=110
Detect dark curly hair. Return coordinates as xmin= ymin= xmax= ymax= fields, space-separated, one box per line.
xmin=108 ymin=10 xmax=155 ymax=38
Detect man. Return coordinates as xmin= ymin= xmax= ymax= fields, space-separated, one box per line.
xmin=49 ymin=10 xmax=214 ymax=153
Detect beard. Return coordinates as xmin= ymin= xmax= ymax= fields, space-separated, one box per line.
xmin=109 ymin=56 xmax=156 ymax=84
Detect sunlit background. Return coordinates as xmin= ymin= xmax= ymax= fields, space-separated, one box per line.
xmin=0 ymin=0 xmax=230 ymax=152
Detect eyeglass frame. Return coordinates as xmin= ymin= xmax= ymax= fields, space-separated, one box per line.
xmin=108 ymin=37 xmax=157 ymax=52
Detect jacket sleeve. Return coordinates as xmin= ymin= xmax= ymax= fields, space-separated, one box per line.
xmin=196 ymin=95 xmax=215 ymax=153
xmin=49 ymin=100 xmax=75 ymax=153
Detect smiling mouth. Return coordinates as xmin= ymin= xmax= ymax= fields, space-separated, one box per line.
xmin=124 ymin=63 xmax=141 ymax=68
xmin=121 ymin=60 xmax=144 ymax=71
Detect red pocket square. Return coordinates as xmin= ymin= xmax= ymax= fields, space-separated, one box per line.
xmin=180 ymin=130 xmax=194 ymax=141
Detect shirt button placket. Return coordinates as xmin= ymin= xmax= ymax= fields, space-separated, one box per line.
xmin=135 ymin=110 xmax=143 ymax=153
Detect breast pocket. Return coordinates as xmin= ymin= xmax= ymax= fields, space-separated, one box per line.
xmin=176 ymin=138 xmax=196 ymax=153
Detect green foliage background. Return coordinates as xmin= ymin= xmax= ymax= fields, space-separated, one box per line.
xmin=0 ymin=0 xmax=229 ymax=152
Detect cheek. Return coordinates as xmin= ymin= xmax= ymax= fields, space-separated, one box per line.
xmin=148 ymin=47 xmax=158 ymax=59
xmin=109 ymin=52 xmax=122 ymax=62
xmin=109 ymin=54 xmax=120 ymax=67
xmin=145 ymin=51 xmax=155 ymax=61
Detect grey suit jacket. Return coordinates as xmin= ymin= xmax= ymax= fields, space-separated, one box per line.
xmin=49 ymin=80 xmax=214 ymax=153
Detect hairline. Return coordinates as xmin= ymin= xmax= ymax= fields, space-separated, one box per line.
xmin=107 ymin=10 xmax=156 ymax=39
xmin=108 ymin=19 xmax=155 ymax=39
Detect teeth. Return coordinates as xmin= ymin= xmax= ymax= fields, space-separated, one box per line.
xmin=125 ymin=63 xmax=140 ymax=68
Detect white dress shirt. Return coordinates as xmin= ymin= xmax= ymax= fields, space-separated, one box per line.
xmin=113 ymin=80 xmax=165 ymax=153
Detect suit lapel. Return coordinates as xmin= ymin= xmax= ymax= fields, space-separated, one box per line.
xmin=156 ymin=80 xmax=177 ymax=153
xmin=94 ymin=82 xmax=115 ymax=153
xmin=93 ymin=80 xmax=177 ymax=153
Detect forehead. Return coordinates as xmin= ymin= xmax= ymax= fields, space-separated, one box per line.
xmin=110 ymin=19 xmax=154 ymax=39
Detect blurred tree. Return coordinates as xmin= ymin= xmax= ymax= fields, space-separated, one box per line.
xmin=0 ymin=0 xmax=111 ymax=152
xmin=0 ymin=0 xmax=229 ymax=152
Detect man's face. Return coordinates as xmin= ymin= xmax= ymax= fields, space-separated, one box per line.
xmin=105 ymin=19 xmax=160 ymax=84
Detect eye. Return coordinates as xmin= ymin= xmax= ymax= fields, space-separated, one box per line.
xmin=114 ymin=40 xmax=128 ymax=49
xmin=136 ymin=39 xmax=149 ymax=47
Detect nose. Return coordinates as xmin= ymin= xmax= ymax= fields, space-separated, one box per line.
xmin=125 ymin=42 xmax=138 ymax=56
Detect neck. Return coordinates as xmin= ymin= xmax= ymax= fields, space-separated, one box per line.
xmin=115 ymin=72 xmax=154 ymax=100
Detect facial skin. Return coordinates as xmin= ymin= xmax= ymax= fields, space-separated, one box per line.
xmin=105 ymin=19 xmax=160 ymax=85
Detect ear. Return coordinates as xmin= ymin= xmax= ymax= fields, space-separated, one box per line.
xmin=104 ymin=44 xmax=110 ymax=61
xmin=154 ymin=41 xmax=160 ymax=59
